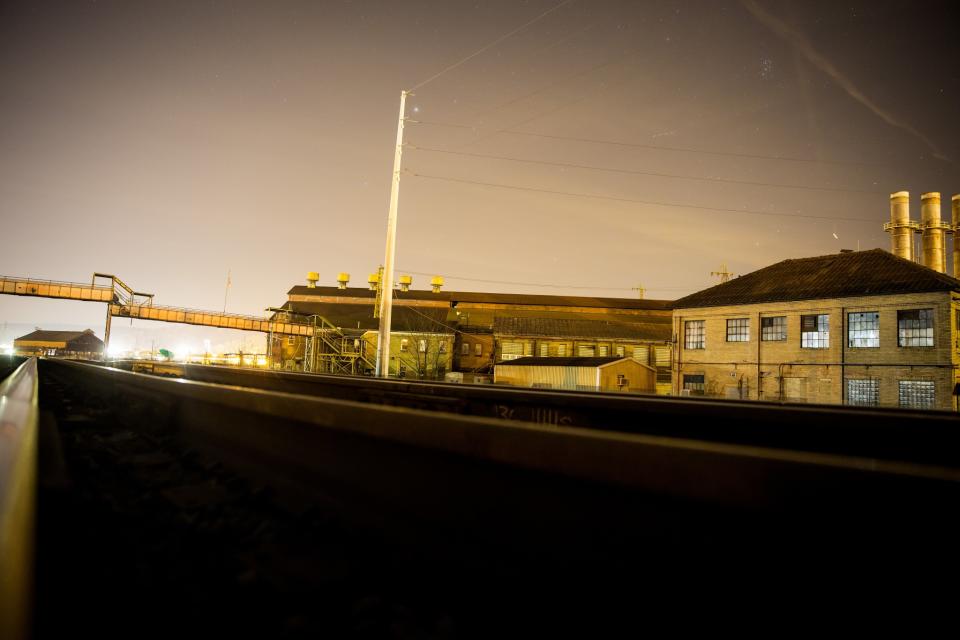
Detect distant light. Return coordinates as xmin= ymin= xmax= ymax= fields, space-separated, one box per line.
xmin=832 ymin=232 xmax=839 ymax=239
xmin=412 ymin=106 xmax=420 ymax=113
xmin=107 ymin=344 xmax=124 ymax=358
xmin=0 ymin=344 xmax=12 ymax=354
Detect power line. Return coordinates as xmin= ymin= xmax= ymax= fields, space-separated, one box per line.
xmin=406 ymin=144 xmax=883 ymax=195
xmin=396 ymin=269 xmax=697 ymax=292
xmin=412 ymin=119 xmax=891 ymax=168
xmin=409 ymin=0 xmax=576 ymax=92
xmin=404 ymin=170 xmax=879 ymax=222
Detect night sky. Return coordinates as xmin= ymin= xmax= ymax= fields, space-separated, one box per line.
xmin=2 ymin=0 xmax=958 ymax=352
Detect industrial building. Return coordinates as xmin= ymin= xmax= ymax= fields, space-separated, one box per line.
xmin=494 ymin=356 xmax=657 ymax=393
xmin=269 ymin=272 xmax=672 ymax=384
xmin=14 ymin=329 xmax=104 ymax=359
xmin=672 ymin=248 xmax=960 ymax=410
xmin=673 ymin=190 xmax=960 ymax=410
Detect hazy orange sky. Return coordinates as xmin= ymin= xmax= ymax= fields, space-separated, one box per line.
xmin=2 ymin=0 xmax=958 ymax=352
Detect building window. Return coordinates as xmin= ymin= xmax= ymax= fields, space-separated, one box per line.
xmin=899 ymin=380 xmax=935 ymax=409
xmin=898 ymin=309 xmax=934 ymax=347
xmin=726 ymin=318 xmax=750 ymax=342
xmin=398 ymin=362 xmax=407 ymax=377
xmin=475 ymin=343 xmax=482 ymax=356
xmin=615 ymin=345 xmax=625 ymax=357
xmin=684 ymin=320 xmax=705 ymax=349
xmin=462 ymin=342 xmax=470 ymax=356
xmin=557 ymin=344 xmax=567 ymax=357
xmin=846 ymin=379 xmax=879 ymax=406
xmin=801 ymin=314 xmax=829 ymax=348
xmin=400 ymin=338 xmax=408 ymax=352
xmin=682 ymin=374 xmax=705 ymax=395
xmin=848 ymin=312 xmax=879 ymax=348
xmin=286 ymin=335 xmax=295 ymax=345
xmin=439 ymin=340 xmax=447 ymax=353
xmin=598 ymin=344 xmax=609 ymax=357
xmin=418 ymin=339 xmax=427 ymax=353
xmin=761 ymin=316 xmax=786 ymax=341
xmin=539 ymin=343 xmax=548 ymax=357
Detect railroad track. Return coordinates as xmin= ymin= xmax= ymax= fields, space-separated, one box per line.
xmin=106 ymin=359 xmax=960 ymax=467
xmin=2 ymin=357 xmax=958 ymax=637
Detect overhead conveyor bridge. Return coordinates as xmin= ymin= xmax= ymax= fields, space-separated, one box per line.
xmin=0 ymin=274 xmax=380 ymax=372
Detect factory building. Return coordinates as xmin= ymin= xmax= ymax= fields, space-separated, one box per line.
xmin=270 ymin=272 xmax=672 ymax=385
xmin=672 ymin=249 xmax=960 ymax=410
xmin=14 ymin=329 xmax=103 ymax=359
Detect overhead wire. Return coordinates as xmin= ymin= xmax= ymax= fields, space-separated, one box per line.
xmin=405 ymin=144 xmax=884 ymax=195
xmin=403 ymin=170 xmax=879 ymax=222
xmin=409 ymin=0 xmax=577 ymax=92
xmin=411 ymin=119 xmax=892 ymax=168
xmin=394 ymin=269 xmax=697 ymax=292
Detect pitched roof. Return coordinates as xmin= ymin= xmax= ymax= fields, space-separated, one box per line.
xmin=14 ymin=329 xmax=102 ymax=344
xmin=287 ymin=285 xmax=672 ymax=310
xmin=279 ymin=302 xmax=451 ymax=333
xmin=495 ymin=356 xmax=626 ymax=367
xmin=673 ymin=249 xmax=960 ymax=309
xmin=493 ymin=316 xmax=671 ymax=341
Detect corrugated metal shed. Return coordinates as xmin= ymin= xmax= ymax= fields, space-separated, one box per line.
xmin=674 ymin=249 xmax=960 ymax=309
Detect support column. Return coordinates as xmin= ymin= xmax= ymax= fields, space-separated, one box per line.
xmin=103 ymin=305 xmax=112 ymax=361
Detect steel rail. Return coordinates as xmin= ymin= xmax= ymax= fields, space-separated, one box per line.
xmin=106 ymin=360 xmax=960 ymax=469
xmin=0 ymin=357 xmax=38 ymax=640
xmin=47 ymin=360 xmax=960 ymax=499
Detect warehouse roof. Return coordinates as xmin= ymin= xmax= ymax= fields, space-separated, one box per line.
xmin=493 ymin=316 xmax=671 ymax=341
xmin=287 ymin=285 xmax=672 ymax=310
xmin=495 ymin=356 xmax=627 ymax=367
xmin=277 ymin=302 xmax=450 ymax=333
xmin=15 ymin=329 xmax=101 ymax=344
xmin=673 ymin=249 xmax=960 ymax=309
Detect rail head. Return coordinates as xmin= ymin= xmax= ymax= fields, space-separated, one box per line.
xmin=0 ymin=357 xmax=39 ymax=640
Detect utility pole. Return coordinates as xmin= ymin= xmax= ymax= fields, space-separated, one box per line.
xmin=376 ymin=90 xmax=409 ymax=377
xmin=631 ymin=284 xmax=646 ymax=300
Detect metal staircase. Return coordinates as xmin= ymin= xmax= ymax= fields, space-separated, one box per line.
xmin=304 ymin=315 xmax=376 ymax=375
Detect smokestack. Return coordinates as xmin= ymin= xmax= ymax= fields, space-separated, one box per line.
xmin=306 ymin=272 xmax=319 ymax=288
xmin=921 ymin=192 xmax=947 ymax=273
xmin=885 ymin=191 xmax=914 ymax=261
xmin=336 ymin=272 xmax=350 ymax=289
xmin=953 ymin=195 xmax=960 ymax=277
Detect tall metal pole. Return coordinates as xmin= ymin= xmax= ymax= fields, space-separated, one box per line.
xmin=376 ymin=90 xmax=408 ymax=377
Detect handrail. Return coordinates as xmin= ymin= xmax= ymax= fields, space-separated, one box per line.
xmin=0 ymin=358 xmax=39 ymax=640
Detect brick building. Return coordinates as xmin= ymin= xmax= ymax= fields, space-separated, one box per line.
xmin=672 ymin=249 xmax=960 ymax=410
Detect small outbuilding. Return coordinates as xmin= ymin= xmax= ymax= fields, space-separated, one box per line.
xmin=14 ymin=329 xmax=104 ymax=359
xmin=494 ymin=356 xmax=656 ymax=393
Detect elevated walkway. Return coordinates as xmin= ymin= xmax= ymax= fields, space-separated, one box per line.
xmin=0 ymin=273 xmax=377 ymax=372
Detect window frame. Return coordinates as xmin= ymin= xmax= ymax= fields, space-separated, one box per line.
xmin=761 ymin=316 xmax=787 ymax=342
xmin=684 ymin=320 xmax=705 ymax=350
xmin=847 ymin=311 xmax=880 ymax=348
xmin=682 ymin=374 xmax=705 ymax=395
xmin=801 ymin=314 xmax=830 ymax=349
xmin=726 ymin=318 xmax=750 ymax=342
xmin=897 ymin=309 xmax=934 ymax=348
